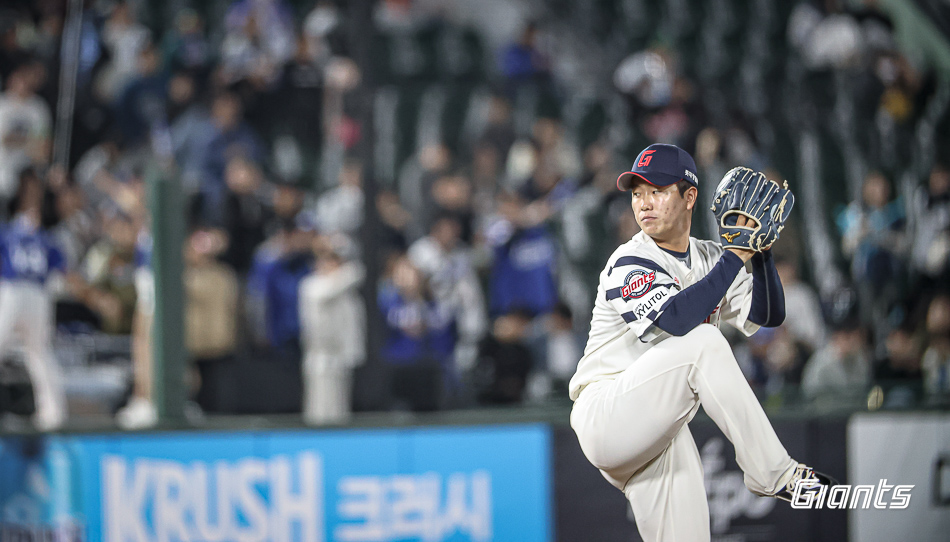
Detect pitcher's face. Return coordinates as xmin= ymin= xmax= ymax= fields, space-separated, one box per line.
xmin=629 ymin=179 xmax=695 ymax=243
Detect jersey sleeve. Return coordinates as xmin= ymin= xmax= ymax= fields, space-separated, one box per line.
xmin=718 ymin=264 xmax=760 ymax=337
xmin=602 ymin=255 xmax=680 ymax=341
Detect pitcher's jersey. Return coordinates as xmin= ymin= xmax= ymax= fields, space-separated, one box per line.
xmin=569 ymin=231 xmax=759 ymax=400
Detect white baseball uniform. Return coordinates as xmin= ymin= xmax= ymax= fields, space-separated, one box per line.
xmin=0 ymin=215 xmax=67 ymax=430
xmin=569 ymin=231 xmax=798 ymax=542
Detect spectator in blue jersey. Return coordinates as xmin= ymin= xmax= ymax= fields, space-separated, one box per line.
xmin=408 ymin=214 xmax=487 ymax=374
xmin=485 ymin=191 xmax=558 ymax=317
xmin=0 ymin=170 xmax=67 ymax=430
xmin=242 ymin=180 xmax=303 ymax=328
xmin=243 ymin=182 xmax=307 ymax=346
xmin=262 ymin=218 xmax=314 ymax=358
xmin=378 ymin=254 xmax=457 ymax=411
xmin=246 ymin=226 xmax=283 ymax=348
xmin=499 ymin=22 xmax=552 ymax=99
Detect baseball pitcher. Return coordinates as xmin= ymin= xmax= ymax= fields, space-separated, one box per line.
xmin=569 ymin=144 xmax=833 ymax=541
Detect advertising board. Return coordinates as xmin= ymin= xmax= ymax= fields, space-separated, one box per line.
xmin=0 ymin=424 xmax=551 ymax=542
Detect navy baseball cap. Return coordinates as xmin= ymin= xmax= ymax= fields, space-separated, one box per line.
xmin=617 ymin=144 xmax=699 ymax=191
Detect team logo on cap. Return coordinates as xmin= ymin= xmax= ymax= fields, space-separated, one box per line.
xmin=622 ymin=269 xmax=656 ymax=300
xmin=637 ymin=150 xmax=656 ymax=168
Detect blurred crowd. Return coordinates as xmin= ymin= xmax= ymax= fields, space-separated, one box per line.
xmin=0 ymin=0 xmax=947 ymax=430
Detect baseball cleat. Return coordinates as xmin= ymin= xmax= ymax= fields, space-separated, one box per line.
xmin=772 ymin=464 xmax=838 ymax=503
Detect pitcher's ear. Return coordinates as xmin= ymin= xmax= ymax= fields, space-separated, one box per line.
xmin=685 ymin=186 xmax=698 ymax=210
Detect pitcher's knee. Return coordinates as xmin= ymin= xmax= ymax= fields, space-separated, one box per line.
xmin=684 ymin=324 xmax=730 ymax=352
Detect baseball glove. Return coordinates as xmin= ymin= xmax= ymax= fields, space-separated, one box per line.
xmin=710 ymin=167 xmax=795 ymax=251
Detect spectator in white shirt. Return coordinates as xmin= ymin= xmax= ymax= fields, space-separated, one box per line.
xmin=97 ymin=1 xmax=151 ymax=102
xmin=315 ymin=158 xmax=363 ymax=235
xmin=299 ymin=234 xmax=365 ymax=424
xmin=0 ymin=63 xmax=51 ymax=202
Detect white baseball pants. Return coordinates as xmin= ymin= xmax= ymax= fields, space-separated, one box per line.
xmin=0 ymin=281 xmax=66 ymax=429
xmin=303 ymin=361 xmax=353 ymax=425
xmin=571 ymin=324 xmax=798 ymax=542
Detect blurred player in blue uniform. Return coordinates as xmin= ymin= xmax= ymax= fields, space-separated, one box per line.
xmin=0 ymin=170 xmax=67 ymax=430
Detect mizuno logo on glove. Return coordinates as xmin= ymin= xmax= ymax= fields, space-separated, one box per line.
xmin=710 ymin=167 xmax=796 ymax=252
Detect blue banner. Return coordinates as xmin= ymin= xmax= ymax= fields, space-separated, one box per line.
xmin=0 ymin=436 xmax=86 ymax=541
xmin=0 ymin=424 xmax=551 ymax=542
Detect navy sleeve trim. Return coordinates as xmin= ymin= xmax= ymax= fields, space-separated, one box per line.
xmin=652 ymin=251 xmax=745 ymax=336
xmin=608 ymin=256 xmax=672 ymax=278
xmin=621 ymin=311 xmax=637 ymax=323
xmin=749 ymin=250 xmax=786 ymax=327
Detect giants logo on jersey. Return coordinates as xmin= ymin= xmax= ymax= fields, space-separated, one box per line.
xmin=621 ymin=269 xmax=656 ymax=300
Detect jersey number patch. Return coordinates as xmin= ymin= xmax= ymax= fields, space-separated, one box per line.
xmin=621 ymin=269 xmax=656 ymax=300
xmin=11 ymin=245 xmax=48 ymax=275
